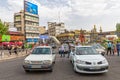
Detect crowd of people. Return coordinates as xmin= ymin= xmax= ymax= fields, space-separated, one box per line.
xmin=106 ymin=41 xmax=120 ymax=56
xmin=58 ymin=41 xmax=120 ymax=57
xmin=58 ymin=42 xmax=81 ymax=58
xmin=7 ymin=44 xmax=24 ymax=55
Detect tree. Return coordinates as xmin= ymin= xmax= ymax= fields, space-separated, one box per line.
xmin=0 ymin=20 xmax=8 ymax=35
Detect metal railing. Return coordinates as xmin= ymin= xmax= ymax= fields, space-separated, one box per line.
xmin=0 ymin=48 xmax=31 ymax=59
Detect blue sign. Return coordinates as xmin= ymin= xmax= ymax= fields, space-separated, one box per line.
xmin=27 ymin=38 xmax=32 ymax=42
xmin=27 ymin=38 xmax=38 ymax=42
xmin=39 ymin=35 xmax=49 ymax=39
xmin=25 ymin=1 xmax=38 ymax=15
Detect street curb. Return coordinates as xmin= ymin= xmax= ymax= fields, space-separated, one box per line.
xmin=0 ymin=53 xmax=28 ymax=62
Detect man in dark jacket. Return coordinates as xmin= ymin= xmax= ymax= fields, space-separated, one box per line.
xmin=116 ymin=41 xmax=120 ymax=56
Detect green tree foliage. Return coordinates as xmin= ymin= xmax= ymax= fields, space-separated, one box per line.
xmin=116 ymin=23 xmax=120 ymax=32
xmin=116 ymin=23 xmax=120 ymax=38
xmin=0 ymin=20 xmax=8 ymax=35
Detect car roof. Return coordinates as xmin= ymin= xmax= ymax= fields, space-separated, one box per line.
xmin=75 ymin=45 xmax=92 ymax=48
xmin=35 ymin=46 xmax=52 ymax=48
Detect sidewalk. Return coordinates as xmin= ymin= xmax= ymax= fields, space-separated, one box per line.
xmin=0 ymin=49 xmax=30 ymax=61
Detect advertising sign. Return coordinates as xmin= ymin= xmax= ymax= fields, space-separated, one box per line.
xmin=2 ymin=35 xmax=10 ymax=42
xmin=10 ymin=36 xmax=24 ymax=41
xmin=0 ymin=35 xmax=2 ymax=42
xmin=39 ymin=35 xmax=49 ymax=39
xmin=27 ymin=38 xmax=38 ymax=42
xmin=27 ymin=38 xmax=33 ymax=42
xmin=25 ymin=1 xmax=38 ymax=15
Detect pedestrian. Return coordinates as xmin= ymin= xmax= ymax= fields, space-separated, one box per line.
xmin=106 ymin=41 xmax=112 ymax=55
xmin=116 ymin=41 xmax=120 ymax=56
xmin=7 ymin=45 xmax=12 ymax=55
xmin=63 ymin=43 xmax=69 ymax=57
xmin=22 ymin=44 xmax=24 ymax=51
xmin=67 ymin=43 xmax=70 ymax=58
xmin=59 ymin=46 xmax=62 ymax=57
xmin=111 ymin=42 xmax=115 ymax=56
xmin=61 ymin=43 xmax=65 ymax=57
xmin=14 ymin=45 xmax=18 ymax=55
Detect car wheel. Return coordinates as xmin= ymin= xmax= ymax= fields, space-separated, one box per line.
xmin=49 ymin=68 xmax=53 ymax=72
xmin=53 ymin=61 xmax=55 ymax=64
xmin=73 ymin=65 xmax=78 ymax=73
xmin=25 ymin=70 xmax=30 ymax=73
xmin=49 ymin=65 xmax=53 ymax=72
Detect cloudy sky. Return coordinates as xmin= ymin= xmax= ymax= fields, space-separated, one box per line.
xmin=0 ymin=0 xmax=120 ymax=32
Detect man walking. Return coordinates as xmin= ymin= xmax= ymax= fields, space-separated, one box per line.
xmin=116 ymin=41 xmax=120 ymax=56
xmin=106 ymin=41 xmax=112 ymax=55
xmin=59 ymin=43 xmax=65 ymax=57
xmin=111 ymin=42 xmax=115 ymax=56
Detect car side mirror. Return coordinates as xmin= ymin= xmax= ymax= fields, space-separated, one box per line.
xmin=101 ymin=53 xmax=105 ymax=56
xmin=52 ymin=52 xmax=55 ymax=54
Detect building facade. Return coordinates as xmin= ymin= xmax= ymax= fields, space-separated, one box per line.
xmin=38 ymin=26 xmax=46 ymax=34
xmin=14 ymin=10 xmax=40 ymax=43
xmin=48 ymin=22 xmax=65 ymax=36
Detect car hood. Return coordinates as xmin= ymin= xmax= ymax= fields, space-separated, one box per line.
xmin=75 ymin=55 xmax=106 ymax=61
xmin=25 ymin=54 xmax=52 ymax=61
xmin=96 ymin=49 xmax=105 ymax=52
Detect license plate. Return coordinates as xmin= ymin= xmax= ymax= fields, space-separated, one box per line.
xmin=90 ymin=67 xmax=100 ymax=69
xmin=31 ymin=65 xmax=41 ymax=68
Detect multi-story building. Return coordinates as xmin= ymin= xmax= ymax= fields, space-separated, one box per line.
xmin=38 ymin=26 xmax=46 ymax=34
xmin=14 ymin=10 xmax=40 ymax=43
xmin=48 ymin=22 xmax=65 ymax=36
xmin=90 ymin=25 xmax=98 ymax=42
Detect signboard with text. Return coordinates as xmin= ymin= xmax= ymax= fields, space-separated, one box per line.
xmin=25 ymin=1 xmax=38 ymax=15
xmin=2 ymin=35 xmax=10 ymax=42
xmin=0 ymin=35 xmax=2 ymax=42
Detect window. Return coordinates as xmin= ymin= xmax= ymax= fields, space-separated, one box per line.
xmin=32 ymin=48 xmax=51 ymax=54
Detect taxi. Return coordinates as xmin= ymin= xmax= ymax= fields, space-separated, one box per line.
xmin=23 ymin=46 xmax=56 ymax=72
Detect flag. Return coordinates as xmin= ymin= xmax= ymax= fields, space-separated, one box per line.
xmin=25 ymin=1 xmax=38 ymax=15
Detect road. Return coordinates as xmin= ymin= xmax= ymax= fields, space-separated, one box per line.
xmin=0 ymin=55 xmax=120 ymax=80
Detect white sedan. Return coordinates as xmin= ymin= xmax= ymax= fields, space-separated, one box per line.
xmin=23 ymin=46 xmax=56 ymax=72
xmin=70 ymin=46 xmax=109 ymax=74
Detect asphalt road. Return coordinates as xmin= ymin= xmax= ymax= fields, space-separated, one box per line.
xmin=0 ymin=55 xmax=120 ymax=80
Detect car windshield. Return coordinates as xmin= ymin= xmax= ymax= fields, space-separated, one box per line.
xmin=75 ymin=47 xmax=98 ymax=55
xmin=31 ymin=48 xmax=51 ymax=54
xmin=92 ymin=45 xmax=100 ymax=49
xmin=92 ymin=44 xmax=103 ymax=49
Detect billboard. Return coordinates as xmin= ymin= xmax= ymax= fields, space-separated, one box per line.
xmin=39 ymin=35 xmax=49 ymax=39
xmin=0 ymin=35 xmax=2 ymax=42
xmin=10 ymin=36 xmax=24 ymax=41
xmin=25 ymin=1 xmax=38 ymax=15
xmin=2 ymin=35 xmax=10 ymax=42
xmin=27 ymin=38 xmax=38 ymax=42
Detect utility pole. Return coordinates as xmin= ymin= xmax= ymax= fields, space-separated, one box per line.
xmin=23 ymin=0 xmax=26 ymax=43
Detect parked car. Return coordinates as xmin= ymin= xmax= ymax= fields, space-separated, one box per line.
xmin=23 ymin=46 xmax=56 ymax=72
xmin=92 ymin=43 xmax=106 ymax=56
xmin=70 ymin=46 xmax=109 ymax=74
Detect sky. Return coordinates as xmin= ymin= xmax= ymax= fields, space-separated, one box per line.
xmin=0 ymin=0 xmax=120 ymax=32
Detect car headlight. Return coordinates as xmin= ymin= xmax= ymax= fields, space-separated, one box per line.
xmin=75 ymin=60 xmax=85 ymax=64
xmin=102 ymin=59 xmax=108 ymax=64
xmin=24 ymin=60 xmax=30 ymax=64
xmin=43 ymin=60 xmax=52 ymax=64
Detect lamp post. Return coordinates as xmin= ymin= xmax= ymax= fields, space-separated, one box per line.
xmin=23 ymin=0 xmax=26 ymax=44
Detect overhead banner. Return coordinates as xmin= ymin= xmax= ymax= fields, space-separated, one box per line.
xmin=10 ymin=36 xmax=24 ymax=41
xmin=25 ymin=1 xmax=38 ymax=15
xmin=39 ymin=35 xmax=49 ymax=39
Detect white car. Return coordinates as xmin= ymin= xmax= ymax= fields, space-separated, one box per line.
xmin=92 ymin=44 xmax=105 ymax=56
xmin=70 ymin=46 xmax=109 ymax=74
xmin=23 ymin=46 xmax=56 ymax=72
